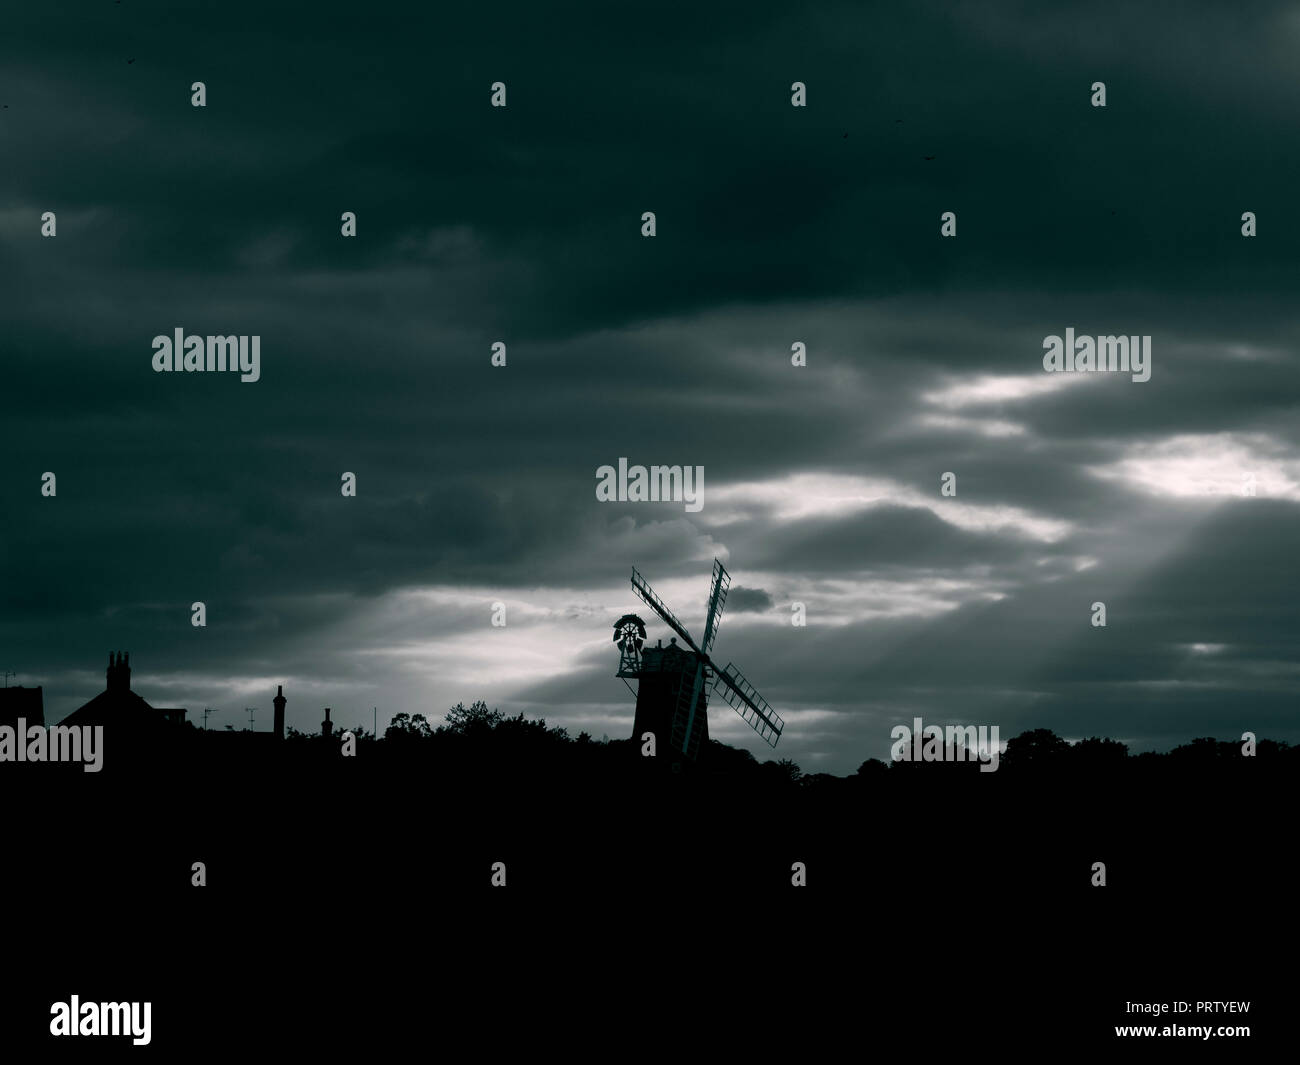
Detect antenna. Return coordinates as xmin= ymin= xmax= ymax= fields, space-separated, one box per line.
xmin=2 ymin=670 xmax=14 ymax=688
xmin=246 ymin=707 xmax=256 ymax=731
xmin=202 ymin=707 xmax=221 ymax=730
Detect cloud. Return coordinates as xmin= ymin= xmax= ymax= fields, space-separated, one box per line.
xmin=4 ymin=0 xmax=1300 ymax=772
xmin=727 ymin=587 xmax=774 ymax=613
xmin=1089 ymin=432 xmax=1300 ymax=501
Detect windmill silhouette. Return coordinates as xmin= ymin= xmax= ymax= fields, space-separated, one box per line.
xmin=616 ymin=559 xmax=783 ymax=766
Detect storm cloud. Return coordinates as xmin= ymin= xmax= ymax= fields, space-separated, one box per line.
xmin=3 ymin=0 xmax=1298 ymax=771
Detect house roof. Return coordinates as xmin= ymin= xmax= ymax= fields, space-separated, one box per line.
xmin=59 ymin=687 xmax=166 ymax=729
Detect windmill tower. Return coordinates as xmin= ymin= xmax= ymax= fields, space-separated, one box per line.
xmin=615 ymin=559 xmax=784 ymax=769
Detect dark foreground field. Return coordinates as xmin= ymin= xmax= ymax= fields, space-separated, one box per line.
xmin=4 ymin=732 xmax=1291 ymax=1055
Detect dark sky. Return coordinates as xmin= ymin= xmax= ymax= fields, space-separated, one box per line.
xmin=3 ymin=1 xmax=1298 ymax=773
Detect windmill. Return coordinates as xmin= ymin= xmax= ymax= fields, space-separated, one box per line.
xmin=615 ymin=559 xmax=783 ymax=765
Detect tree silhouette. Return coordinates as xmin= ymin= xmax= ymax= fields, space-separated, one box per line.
xmin=442 ymin=700 xmax=503 ymax=736
xmin=1001 ymin=727 xmax=1071 ymax=768
xmin=385 ymin=712 xmax=434 ymax=741
xmin=1071 ymin=736 xmax=1128 ymax=766
xmin=856 ymin=757 xmax=889 ymax=779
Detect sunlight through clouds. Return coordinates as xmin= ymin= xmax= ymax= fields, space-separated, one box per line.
xmin=704 ymin=473 xmax=1073 ymax=542
xmin=1089 ymin=433 xmax=1300 ymax=500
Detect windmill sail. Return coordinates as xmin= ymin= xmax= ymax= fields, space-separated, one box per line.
xmin=631 ymin=568 xmax=701 ymax=653
xmin=700 ymin=559 xmax=730 ymax=655
xmin=671 ymin=660 xmax=710 ymax=760
xmin=713 ymin=663 xmax=783 ymax=747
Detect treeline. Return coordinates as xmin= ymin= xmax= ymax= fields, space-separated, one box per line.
xmin=279 ymin=702 xmax=1297 ymax=787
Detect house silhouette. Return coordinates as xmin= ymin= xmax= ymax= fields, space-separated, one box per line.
xmin=57 ymin=653 xmax=187 ymax=731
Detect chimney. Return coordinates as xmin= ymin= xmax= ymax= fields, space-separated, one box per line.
xmin=321 ymin=707 xmax=333 ymax=740
xmin=106 ymin=651 xmax=131 ymax=693
xmin=273 ymin=685 xmax=286 ymax=740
